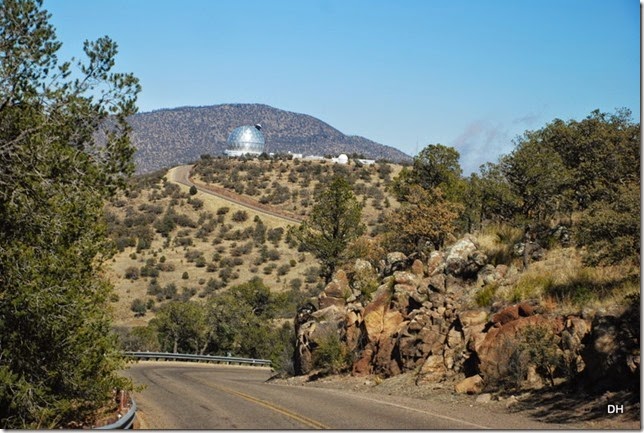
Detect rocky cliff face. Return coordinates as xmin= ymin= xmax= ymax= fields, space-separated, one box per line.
xmin=294 ymin=235 xmax=640 ymax=394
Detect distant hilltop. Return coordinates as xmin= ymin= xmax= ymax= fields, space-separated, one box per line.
xmin=128 ymin=103 xmax=412 ymax=173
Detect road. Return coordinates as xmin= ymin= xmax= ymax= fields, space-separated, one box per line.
xmin=169 ymin=165 xmax=303 ymax=224
xmin=125 ymin=362 xmax=552 ymax=429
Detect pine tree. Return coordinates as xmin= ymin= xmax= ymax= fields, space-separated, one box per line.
xmin=0 ymin=0 xmax=140 ymax=427
xmin=296 ymin=176 xmax=365 ymax=283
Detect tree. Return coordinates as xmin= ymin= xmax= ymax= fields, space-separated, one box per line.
xmin=576 ymin=180 xmax=640 ymax=266
xmin=296 ymin=176 xmax=365 ymax=283
xmin=152 ymin=301 xmax=208 ymax=354
xmin=407 ymin=143 xmax=465 ymax=202
xmin=204 ymin=278 xmax=291 ymax=365
xmin=500 ymin=136 xmax=572 ymax=223
xmin=541 ymin=109 xmax=640 ymax=210
xmin=387 ymin=185 xmax=463 ymax=253
xmin=0 ymin=0 xmax=140 ymax=428
xmin=477 ymin=162 xmax=521 ymax=224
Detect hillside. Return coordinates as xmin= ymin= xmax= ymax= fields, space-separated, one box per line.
xmin=105 ymin=158 xmax=403 ymax=327
xmin=128 ymin=104 xmax=412 ymax=173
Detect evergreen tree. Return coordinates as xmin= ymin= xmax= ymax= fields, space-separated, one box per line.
xmin=296 ymin=176 xmax=365 ymax=283
xmin=0 ymin=0 xmax=140 ymax=427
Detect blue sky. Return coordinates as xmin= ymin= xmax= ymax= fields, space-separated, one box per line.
xmin=46 ymin=0 xmax=639 ymax=173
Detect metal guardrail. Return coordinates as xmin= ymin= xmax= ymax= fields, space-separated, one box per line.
xmin=124 ymin=351 xmax=272 ymax=367
xmin=95 ymin=397 xmax=137 ymax=430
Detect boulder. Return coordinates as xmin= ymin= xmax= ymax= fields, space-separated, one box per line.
xmin=394 ymin=271 xmax=421 ymax=287
xmin=417 ymin=355 xmax=447 ymax=383
xmin=411 ymin=259 xmax=425 ymax=276
xmin=427 ymin=274 xmax=446 ymax=293
xmin=455 ymin=374 xmax=484 ymax=394
xmin=490 ymin=302 xmax=535 ymax=326
xmin=477 ymin=315 xmax=564 ymax=383
xmin=459 ymin=309 xmax=488 ymax=328
xmin=444 ymin=236 xmax=487 ymax=278
xmin=318 ymin=270 xmax=350 ymax=309
xmin=353 ymin=345 xmax=374 ymax=376
xmin=426 ymin=251 xmax=445 ymax=276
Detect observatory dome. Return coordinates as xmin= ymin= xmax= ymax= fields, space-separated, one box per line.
xmin=225 ymin=124 xmax=265 ymax=156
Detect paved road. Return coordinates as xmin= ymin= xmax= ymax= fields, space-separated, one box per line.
xmin=125 ymin=362 xmax=551 ymax=429
xmin=169 ymin=165 xmax=303 ymax=224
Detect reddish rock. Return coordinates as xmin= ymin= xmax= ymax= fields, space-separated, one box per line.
xmin=477 ymin=315 xmax=564 ymax=381
xmin=373 ymin=337 xmax=398 ymax=374
xmin=394 ymin=271 xmax=420 ymax=286
xmin=353 ymin=346 xmax=374 ymax=376
xmin=411 ymin=259 xmax=425 ymax=276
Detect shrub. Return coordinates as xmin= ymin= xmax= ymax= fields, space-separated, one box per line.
xmin=231 ymin=210 xmax=249 ymax=222
xmin=263 ymin=263 xmax=277 ymax=275
xmin=505 ymin=324 xmax=563 ymax=389
xmin=131 ymin=298 xmax=147 ymax=317
xmin=475 ymin=283 xmax=498 ymax=307
xmin=277 ymin=264 xmax=291 ymax=276
xmin=313 ymin=332 xmax=350 ymax=374
xmin=124 ymin=266 xmax=140 ymax=280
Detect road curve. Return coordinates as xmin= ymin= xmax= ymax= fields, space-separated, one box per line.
xmin=125 ymin=362 xmax=551 ymax=430
xmin=168 ymin=165 xmax=303 ymax=224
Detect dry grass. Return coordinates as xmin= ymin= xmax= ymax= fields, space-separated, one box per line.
xmin=476 ymin=223 xmax=523 ymax=266
xmin=503 ymin=247 xmax=639 ymax=314
xmin=106 ymin=169 xmax=321 ymax=328
xmin=106 ymin=161 xmax=405 ymax=328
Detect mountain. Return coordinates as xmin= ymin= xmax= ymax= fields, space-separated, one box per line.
xmin=128 ymin=103 xmax=412 ymax=173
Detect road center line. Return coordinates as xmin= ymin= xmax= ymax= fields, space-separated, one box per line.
xmin=270 ymin=383 xmax=489 ymax=429
xmin=203 ymin=381 xmax=328 ymax=429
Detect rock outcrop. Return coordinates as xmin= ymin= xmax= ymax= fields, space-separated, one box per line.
xmin=293 ymin=235 xmax=639 ymax=394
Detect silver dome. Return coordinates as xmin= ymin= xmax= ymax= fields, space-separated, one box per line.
xmin=225 ymin=125 xmax=265 ymax=156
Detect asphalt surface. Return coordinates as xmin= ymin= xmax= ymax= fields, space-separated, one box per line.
xmin=125 ymin=362 xmax=553 ymax=429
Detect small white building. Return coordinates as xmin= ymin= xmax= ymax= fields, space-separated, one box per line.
xmin=331 ymin=154 xmax=349 ymax=164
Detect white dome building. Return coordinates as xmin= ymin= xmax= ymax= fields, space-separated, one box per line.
xmin=225 ymin=124 xmax=265 ymax=157
xmin=332 ymin=154 xmax=349 ymax=164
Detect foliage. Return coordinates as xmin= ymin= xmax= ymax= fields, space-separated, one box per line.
xmin=393 ymin=144 xmax=463 ymax=202
xmin=576 ymin=180 xmax=640 ymax=266
xmin=312 ymin=332 xmax=351 ymax=374
xmin=475 ymin=283 xmax=498 ymax=307
xmin=151 ymin=301 xmax=208 ymax=354
xmin=500 ymin=136 xmax=572 ymax=223
xmin=507 ymin=325 xmax=563 ymax=389
xmin=296 ymin=176 xmax=365 ymax=283
xmin=0 ymin=0 xmax=140 ymax=428
xmin=387 ymin=185 xmax=463 ymax=253
xmin=130 ymin=298 xmax=147 ymax=316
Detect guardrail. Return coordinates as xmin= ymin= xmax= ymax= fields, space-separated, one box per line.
xmin=124 ymin=351 xmax=272 ymax=367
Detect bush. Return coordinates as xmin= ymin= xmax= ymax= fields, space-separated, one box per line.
xmin=505 ymin=324 xmax=563 ymax=389
xmin=277 ymin=264 xmax=291 ymax=276
xmin=313 ymin=332 xmax=350 ymax=374
xmin=124 ymin=266 xmax=140 ymax=280
xmin=131 ymin=298 xmax=147 ymax=317
xmin=231 ymin=210 xmax=249 ymax=222
xmin=475 ymin=283 xmax=498 ymax=307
